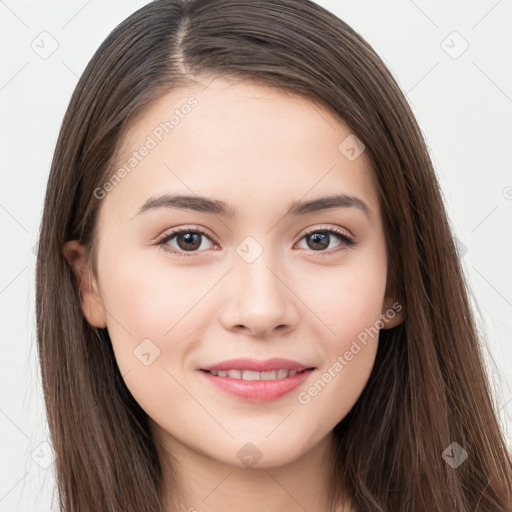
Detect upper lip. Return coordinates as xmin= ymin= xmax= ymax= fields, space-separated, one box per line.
xmin=200 ymin=357 xmax=315 ymax=372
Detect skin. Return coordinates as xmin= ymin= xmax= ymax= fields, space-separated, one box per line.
xmin=63 ymin=75 xmax=403 ymax=512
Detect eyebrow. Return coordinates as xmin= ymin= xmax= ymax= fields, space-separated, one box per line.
xmin=135 ymin=193 xmax=372 ymax=220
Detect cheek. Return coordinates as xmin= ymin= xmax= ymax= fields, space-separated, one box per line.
xmin=295 ymin=304 xmax=384 ymax=432
xmin=336 ymin=270 xmax=386 ymax=343
xmin=98 ymin=250 xmax=218 ymax=375
xmin=301 ymin=254 xmax=387 ymax=347
xmin=96 ymin=255 xmax=178 ymax=363
xmin=97 ymin=259 xmax=201 ymax=416
xmin=296 ymin=252 xmax=387 ymax=413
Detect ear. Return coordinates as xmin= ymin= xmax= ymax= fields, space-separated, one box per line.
xmin=62 ymin=240 xmax=107 ymax=328
xmin=380 ymin=293 xmax=405 ymax=329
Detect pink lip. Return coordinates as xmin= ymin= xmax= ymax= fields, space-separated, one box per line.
xmin=199 ymin=368 xmax=314 ymax=401
xmin=200 ymin=357 xmax=313 ymax=372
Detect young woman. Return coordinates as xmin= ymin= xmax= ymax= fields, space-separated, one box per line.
xmin=35 ymin=0 xmax=512 ymax=510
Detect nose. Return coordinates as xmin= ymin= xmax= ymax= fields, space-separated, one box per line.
xmin=219 ymin=248 xmax=299 ymax=338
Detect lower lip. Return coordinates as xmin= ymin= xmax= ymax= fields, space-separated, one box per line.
xmin=198 ymin=369 xmax=314 ymax=401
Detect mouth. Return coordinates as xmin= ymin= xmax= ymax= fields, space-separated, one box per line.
xmin=200 ymin=356 xmax=314 ymax=374
xmin=198 ymin=359 xmax=316 ymax=401
xmin=199 ymin=368 xmax=312 ymax=380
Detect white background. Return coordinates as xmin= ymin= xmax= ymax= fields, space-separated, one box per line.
xmin=1 ymin=1 xmax=511 ymax=510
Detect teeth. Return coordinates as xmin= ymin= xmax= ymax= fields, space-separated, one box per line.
xmin=242 ymin=370 xmax=261 ymax=381
xmin=206 ymin=368 xmax=304 ymax=380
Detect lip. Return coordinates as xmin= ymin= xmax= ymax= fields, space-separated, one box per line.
xmin=199 ymin=367 xmax=315 ymax=401
xmin=200 ymin=357 xmax=313 ymax=372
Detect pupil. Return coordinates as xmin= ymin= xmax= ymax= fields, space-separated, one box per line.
xmin=309 ymin=232 xmax=329 ymax=250
xmin=178 ymin=232 xmax=201 ymax=251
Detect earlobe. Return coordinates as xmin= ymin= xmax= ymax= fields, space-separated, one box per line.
xmin=62 ymin=240 xmax=107 ymax=328
xmin=380 ymin=296 xmax=405 ymax=329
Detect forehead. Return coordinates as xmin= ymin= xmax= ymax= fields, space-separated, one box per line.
xmin=101 ymin=76 xmax=380 ymax=222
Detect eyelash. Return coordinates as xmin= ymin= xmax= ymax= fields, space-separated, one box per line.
xmin=154 ymin=225 xmax=355 ymax=258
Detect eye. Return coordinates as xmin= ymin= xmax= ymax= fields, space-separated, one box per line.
xmin=155 ymin=227 xmax=218 ymax=257
xmin=296 ymin=225 xmax=355 ymax=255
xmin=155 ymin=224 xmax=355 ymax=258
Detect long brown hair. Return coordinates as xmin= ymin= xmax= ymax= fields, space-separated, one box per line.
xmin=35 ymin=0 xmax=512 ymax=510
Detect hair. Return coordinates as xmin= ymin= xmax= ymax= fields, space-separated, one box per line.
xmin=35 ymin=0 xmax=512 ymax=510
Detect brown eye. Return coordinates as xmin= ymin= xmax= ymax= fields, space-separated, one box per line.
xmin=156 ymin=228 xmax=217 ymax=257
xmin=174 ymin=232 xmax=203 ymax=251
xmin=296 ymin=227 xmax=355 ymax=254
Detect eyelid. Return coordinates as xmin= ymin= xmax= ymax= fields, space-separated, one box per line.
xmin=156 ymin=224 xmax=216 ymax=243
xmin=296 ymin=224 xmax=355 ymax=254
xmin=154 ymin=225 xmax=218 ymax=257
xmin=300 ymin=223 xmax=354 ymax=240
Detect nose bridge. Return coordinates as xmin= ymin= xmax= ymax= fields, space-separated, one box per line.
xmin=233 ymin=234 xmax=283 ymax=299
xmin=220 ymin=233 xmax=294 ymax=334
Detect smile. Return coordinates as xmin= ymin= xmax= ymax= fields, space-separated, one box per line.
xmin=202 ymin=368 xmax=305 ymax=380
xmin=199 ymin=368 xmax=315 ymax=401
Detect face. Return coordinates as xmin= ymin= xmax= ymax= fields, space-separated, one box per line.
xmin=64 ymin=76 xmax=402 ymax=470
